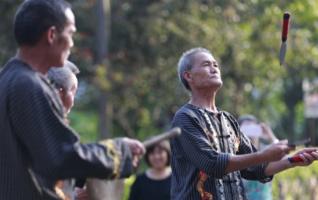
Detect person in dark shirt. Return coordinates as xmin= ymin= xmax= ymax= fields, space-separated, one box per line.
xmin=0 ymin=1 xmax=144 ymax=199
xmin=170 ymin=47 xmax=318 ymax=200
xmin=129 ymin=140 xmax=171 ymax=200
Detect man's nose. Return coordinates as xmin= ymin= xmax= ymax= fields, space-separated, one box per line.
xmin=209 ymin=66 xmax=217 ymax=73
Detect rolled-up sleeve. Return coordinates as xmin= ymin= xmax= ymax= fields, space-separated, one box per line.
xmin=172 ymin=112 xmax=229 ymax=179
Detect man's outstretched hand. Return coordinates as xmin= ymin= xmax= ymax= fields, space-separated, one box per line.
xmin=122 ymin=137 xmax=146 ymax=167
xmin=288 ymin=147 xmax=318 ymax=166
xmin=260 ymin=140 xmax=294 ymax=162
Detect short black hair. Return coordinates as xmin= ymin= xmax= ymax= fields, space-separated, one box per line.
xmin=144 ymin=140 xmax=171 ymax=167
xmin=14 ymin=0 xmax=71 ymax=46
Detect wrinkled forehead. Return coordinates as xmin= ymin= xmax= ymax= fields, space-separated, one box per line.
xmin=192 ymin=51 xmax=215 ymax=65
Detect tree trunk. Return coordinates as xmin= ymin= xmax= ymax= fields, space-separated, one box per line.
xmin=94 ymin=2 xmax=124 ymax=200
xmin=96 ymin=0 xmax=111 ymax=139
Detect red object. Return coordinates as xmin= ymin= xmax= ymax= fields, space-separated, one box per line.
xmin=288 ymin=155 xmax=303 ymax=163
xmin=288 ymin=150 xmax=318 ymax=163
xmin=279 ymin=12 xmax=291 ymax=65
xmin=281 ymin=12 xmax=290 ymax=42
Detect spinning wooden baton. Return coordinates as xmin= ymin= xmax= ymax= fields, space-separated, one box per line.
xmin=143 ymin=127 xmax=181 ymax=148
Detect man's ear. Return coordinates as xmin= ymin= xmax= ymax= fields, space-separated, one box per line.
xmin=46 ymin=26 xmax=57 ymax=45
xmin=183 ymin=71 xmax=192 ymax=83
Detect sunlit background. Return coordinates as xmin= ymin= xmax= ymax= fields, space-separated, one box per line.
xmin=1 ymin=0 xmax=318 ymax=199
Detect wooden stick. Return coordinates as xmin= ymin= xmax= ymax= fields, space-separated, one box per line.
xmin=143 ymin=127 xmax=181 ymax=148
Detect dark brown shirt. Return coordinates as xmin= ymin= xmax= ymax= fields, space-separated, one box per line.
xmin=0 ymin=58 xmax=133 ymax=200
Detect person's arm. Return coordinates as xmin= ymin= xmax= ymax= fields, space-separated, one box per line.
xmin=265 ymin=147 xmax=318 ymax=176
xmin=173 ymin=111 xmax=293 ymax=179
xmin=8 ymin=75 xmax=143 ymax=180
xmin=225 ymin=141 xmax=292 ymax=174
xmin=223 ymin=113 xmax=292 ymax=180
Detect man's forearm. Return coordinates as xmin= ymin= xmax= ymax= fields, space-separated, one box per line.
xmin=225 ymin=141 xmax=293 ymax=174
xmin=264 ymin=157 xmax=293 ymax=176
xmin=225 ymin=152 xmax=265 ymax=173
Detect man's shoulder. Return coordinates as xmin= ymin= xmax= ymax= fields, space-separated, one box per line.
xmin=172 ymin=104 xmax=204 ymax=126
xmin=174 ymin=104 xmax=200 ymax=118
xmin=2 ymin=59 xmax=57 ymax=107
xmin=1 ymin=58 xmax=40 ymax=88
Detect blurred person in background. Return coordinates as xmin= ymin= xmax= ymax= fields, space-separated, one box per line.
xmin=238 ymin=115 xmax=279 ymax=200
xmin=129 ymin=140 xmax=172 ymax=200
xmin=48 ymin=60 xmax=79 ymax=120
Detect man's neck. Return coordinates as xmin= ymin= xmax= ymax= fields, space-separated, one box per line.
xmin=189 ymin=88 xmax=218 ymax=113
xmin=16 ymin=47 xmax=50 ymax=75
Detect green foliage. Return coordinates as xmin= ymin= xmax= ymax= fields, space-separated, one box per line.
xmin=122 ymin=175 xmax=136 ymax=200
xmin=0 ymin=0 xmax=20 ymax=63
xmin=69 ymin=110 xmax=99 ymax=142
xmin=1 ymin=1 xmax=318 ymax=198
xmin=272 ymin=162 xmax=318 ymax=200
xmin=1 ymin=0 xmax=318 ymax=141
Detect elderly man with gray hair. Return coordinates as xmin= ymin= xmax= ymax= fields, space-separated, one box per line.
xmin=47 ymin=61 xmax=80 ymax=199
xmin=48 ymin=60 xmax=79 ymax=117
xmin=170 ymin=47 xmax=318 ymax=200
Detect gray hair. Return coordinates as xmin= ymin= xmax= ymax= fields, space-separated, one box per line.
xmin=177 ymin=47 xmax=212 ymax=91
xmin=47 ymin=61 xmax=80 ymax=91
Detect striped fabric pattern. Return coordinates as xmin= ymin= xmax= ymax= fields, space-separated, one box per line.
xmin=0 ymin=59 xmax=133 ymax=200
xmin=170 ymin=104 xmax=272 ymax=200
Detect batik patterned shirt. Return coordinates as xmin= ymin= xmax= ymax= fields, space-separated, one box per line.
xmin=170 ymin=104 xmax=272 ymax=200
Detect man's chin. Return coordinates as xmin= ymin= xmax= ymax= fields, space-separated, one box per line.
xmin=213 ymin=80 xmax=223 ymax=88
xmin=201 ymin=82 xmax=222 ymax=91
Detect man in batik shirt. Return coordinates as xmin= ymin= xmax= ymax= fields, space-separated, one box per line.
xmin=170 ymin=47 xmax=318 ymax=200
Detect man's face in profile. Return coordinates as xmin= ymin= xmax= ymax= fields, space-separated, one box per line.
xmin=50 ymin=8 xmax=76 ymax=67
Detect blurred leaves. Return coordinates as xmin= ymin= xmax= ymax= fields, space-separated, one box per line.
xmin=1 ymin=0 xmax=318 ymax=141
xmin=272 ymin=162 xmax=318 ymax=200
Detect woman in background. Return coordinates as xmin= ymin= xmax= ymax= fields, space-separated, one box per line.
xmin=129 ymin=140 xmax=171 ymax=200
